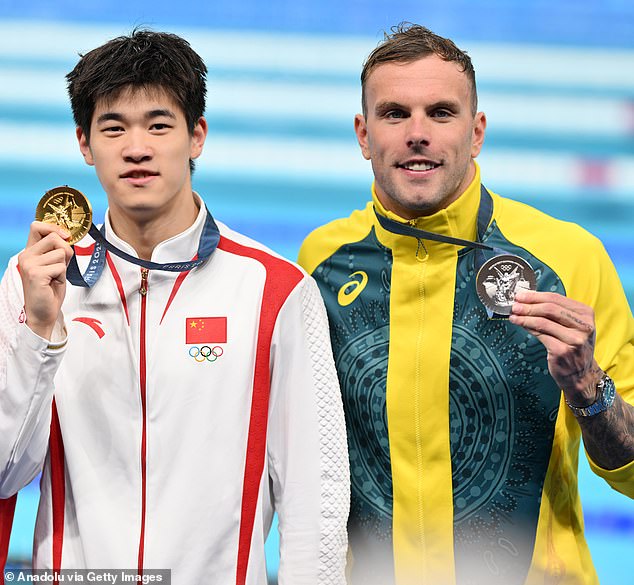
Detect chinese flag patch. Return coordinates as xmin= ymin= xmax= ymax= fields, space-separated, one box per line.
xmin=185 ymin=317 xmax=227 ymax=344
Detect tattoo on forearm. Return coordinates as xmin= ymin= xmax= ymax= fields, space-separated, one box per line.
xmin=578 ymin=395 xmax=634 ymax=470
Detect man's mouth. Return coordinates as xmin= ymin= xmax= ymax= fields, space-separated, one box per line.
xmin=398 ymin=160 xmax=442 ymax=171
xmin=121 ymin=170 xmax=159 ymax=179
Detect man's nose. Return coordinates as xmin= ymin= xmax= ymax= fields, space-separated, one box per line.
xmin=405 ymin=116 xmax=431 ymax=149
xmin=122 ymin=130 xmax=153 ymax=162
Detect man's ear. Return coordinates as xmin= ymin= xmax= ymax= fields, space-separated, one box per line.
xmin=76 ymin=127 xmax=95 ymax=166
xmin=470 ymin=112 xmax=486 ymax=159
xmin=354 ymin=114 xmax=371 ymax=161
xmin=190 ymin=117 xmax=208 ymax=160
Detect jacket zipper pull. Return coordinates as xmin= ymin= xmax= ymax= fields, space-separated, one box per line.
xmin=139 ymin=268 xmax=149 ymax=296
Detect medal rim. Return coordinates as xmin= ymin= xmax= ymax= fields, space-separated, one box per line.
xmin=35 ymin=186 xmax=93 ymax=245
xmin=475 ymin=254 xmax=536 ymax=316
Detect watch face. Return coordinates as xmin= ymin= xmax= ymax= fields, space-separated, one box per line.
xmin=601 ymin=374 xmax=617 ymax=407
xmin=476 ymin=254 xmax=537 ymax=316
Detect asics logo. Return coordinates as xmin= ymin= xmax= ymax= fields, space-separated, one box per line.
xmin=337 ymin=271 xmax=368 ymax=306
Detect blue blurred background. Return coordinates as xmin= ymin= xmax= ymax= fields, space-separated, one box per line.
xmin=1 ymin=1 xmax=633 ymax=583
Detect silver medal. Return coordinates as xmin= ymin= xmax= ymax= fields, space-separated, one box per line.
xmin=476 ymin=254 xmax=536 ymax=316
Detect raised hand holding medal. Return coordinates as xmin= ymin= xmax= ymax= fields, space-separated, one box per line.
xmin=16 ymin=187 xmax=84 ymax=340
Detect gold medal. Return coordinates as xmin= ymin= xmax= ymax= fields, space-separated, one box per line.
xmin=476 ymin=254 xmax=537 ymax=316
xmin=36 ymin=186 xmax=93 ymax=245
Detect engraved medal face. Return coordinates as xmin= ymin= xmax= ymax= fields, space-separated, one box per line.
xmin=35 ymin=186 xmax=92 ymax=245
xmin=476 ymin=254 xmax=536 ymax=316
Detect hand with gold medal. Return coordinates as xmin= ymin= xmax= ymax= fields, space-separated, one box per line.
xmin=16 ymin=186 xmax=90 ymax=340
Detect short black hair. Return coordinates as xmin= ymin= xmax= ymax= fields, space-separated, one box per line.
xmin=66 ymin=28 xmax=207 ymax=141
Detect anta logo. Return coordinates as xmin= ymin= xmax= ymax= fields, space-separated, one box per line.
xmin=72 ymin=317 xmax=105 ymax=339
xmin=337 ymin=271 xmax=368 ymax=306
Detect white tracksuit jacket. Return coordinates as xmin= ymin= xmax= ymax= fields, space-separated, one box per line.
xmin=0 ymin=200 xmax=350 ymax=584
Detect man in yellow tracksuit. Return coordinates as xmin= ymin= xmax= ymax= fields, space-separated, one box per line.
xmin=298 ymin=23 xmax=634 ymax=585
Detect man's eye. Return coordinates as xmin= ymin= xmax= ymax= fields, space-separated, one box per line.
xmin=432 ymin=110 xmax=452 ymax=118
xmin=103 ymin=126 xmax=124 ymax=133
xmin=386 ymin=110 xmax=406 ymax=119
xmin=151 ymin=123 xmax=171 ymax=131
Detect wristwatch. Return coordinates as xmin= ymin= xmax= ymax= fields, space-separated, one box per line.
xmin=566 ymin=373 xmax=616 ymax=417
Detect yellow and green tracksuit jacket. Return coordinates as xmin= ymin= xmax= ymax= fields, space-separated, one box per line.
xmin=298 ymin=164 xmax=634 ymax=585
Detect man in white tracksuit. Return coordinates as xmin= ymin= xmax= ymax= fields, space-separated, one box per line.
xmin=0 ymin=30 xmax=349 ymax=584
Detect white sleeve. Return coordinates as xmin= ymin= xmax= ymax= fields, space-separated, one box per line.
xmin=268 ymin=275 xmax=350 ymax=585
xmin=0 ymin=257 xmax=66 ymax=498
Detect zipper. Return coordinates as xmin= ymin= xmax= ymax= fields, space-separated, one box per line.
xmin=414 ymin=261 xmax=426 ymax=577
xmin=139 ymin=268 xmax=149 ymax=296
xmin=404 ymin=220 xmax=428 ymax=261
xmin=137 ymin=268 xmax=149 ymax=574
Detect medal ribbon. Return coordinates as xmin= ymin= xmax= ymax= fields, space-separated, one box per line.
xmin=66 ymin=207 xmax=220 ymax=288
xmin=374 ymin=185 xmax=522 ymax=318
xmin=373 ymin=185 xmax=500 ymax=253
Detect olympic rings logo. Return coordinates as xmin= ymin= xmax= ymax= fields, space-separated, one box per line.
xmin=188 ymin=345 xmax=224 ymax=363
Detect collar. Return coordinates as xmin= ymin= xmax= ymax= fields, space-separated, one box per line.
xmin=103 ymin=192 xmax=209 ymax=266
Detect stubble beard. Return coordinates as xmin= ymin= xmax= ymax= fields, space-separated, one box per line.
xmin=375 ymin=166 xmax=455 ymax=219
